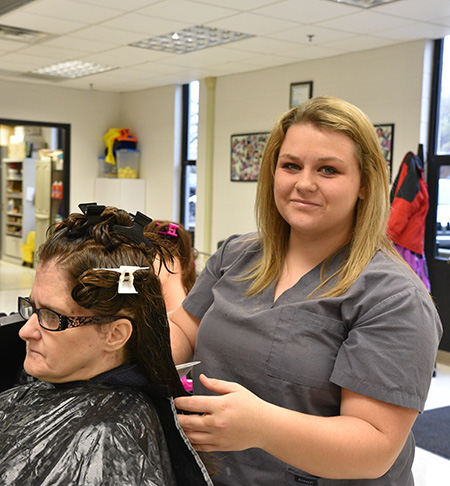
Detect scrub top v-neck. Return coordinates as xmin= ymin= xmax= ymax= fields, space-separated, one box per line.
xmin=183 ymin=233 xmax=442 ymax=486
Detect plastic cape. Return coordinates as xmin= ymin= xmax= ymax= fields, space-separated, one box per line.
xmin=0 ymin=364 xmax=213 ymax=486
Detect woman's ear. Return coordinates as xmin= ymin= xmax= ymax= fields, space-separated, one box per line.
xmin=104 ymin=319 xmax=133 ymax=352
xmin=358 ymin=184 xmax=365 ymax=200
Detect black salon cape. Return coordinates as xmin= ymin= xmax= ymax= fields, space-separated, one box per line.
xmin=0 ymin=364 xmax=213 ymax=486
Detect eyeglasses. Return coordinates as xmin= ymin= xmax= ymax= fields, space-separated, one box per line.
xmin=18 ymin=296 xmax=122 ymax=332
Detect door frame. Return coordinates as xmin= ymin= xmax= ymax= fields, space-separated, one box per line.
xmin=0 ymin=118 xmax=71 ymax=219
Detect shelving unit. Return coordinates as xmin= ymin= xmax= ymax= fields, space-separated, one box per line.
xmin=34 ymin=153 xmax=64 ymax=253
xmin=2 ymin=158 xmax=24 ymax=261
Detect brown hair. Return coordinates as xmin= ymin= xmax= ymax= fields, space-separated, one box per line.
xmin=250 ymin=95 xmax=397 ymax=297
xmin=146 ymin=220 xmax=198 ymax=293
xmin=37 ymin=206 xmax=185 ymax=397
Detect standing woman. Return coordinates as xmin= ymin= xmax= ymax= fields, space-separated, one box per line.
xmin=170 ymin=97 xmax=442 ymax=485
xmin=146 ymin=220 xmax=198 ymax=313
xmin=0 ymin=204 xmax=212 ymax=486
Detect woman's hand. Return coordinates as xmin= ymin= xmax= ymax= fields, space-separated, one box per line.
xmin=174 ymin=374 xmax=271 ymax=452
xmin=175 ymin=379 xmax=418 ymax=479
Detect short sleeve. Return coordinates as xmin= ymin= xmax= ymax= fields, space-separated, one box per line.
xmin=331 ymin=287 xmax=442 ymax=412
xmin=182 ymin=234 xmax=245 ymax=320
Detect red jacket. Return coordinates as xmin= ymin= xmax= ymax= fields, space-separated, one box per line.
xmin=388 ymin=152 xmax=429 ymax=255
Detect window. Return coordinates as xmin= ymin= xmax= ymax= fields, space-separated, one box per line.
xmin=425 ymin=36 xmax=450 ymax=351
xmin=437 ymin=36 xmax=450 ymax=155
xmin=436 ymin=167 xmax=450 ymax=257
xmin=430 ymin=37 xmax=450 ymax=259
xmin=180 ymin=80 xmax=199 ymax=235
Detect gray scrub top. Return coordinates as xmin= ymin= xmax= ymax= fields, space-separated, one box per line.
xmin=183 ymin=233 xmax=442 ymax=486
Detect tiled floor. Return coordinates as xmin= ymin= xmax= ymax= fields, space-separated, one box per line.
xmin=412 ymin=360 xmax=450 ymax=484
xmin=1 ymin=258 xmax=449 ymax=484
xmin=0 ymin=260 xmax=34 ymax=315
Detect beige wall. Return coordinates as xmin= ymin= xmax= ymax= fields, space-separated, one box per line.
xmin=0 ymin=39 xmax=433 ymax=255
xmin=120 ymin=84 xmax=182 ymax=221
xmin=206 ymin=40 xmax=433 ymax=251
xmin=0 ymin=79 xmax=121 ymax=213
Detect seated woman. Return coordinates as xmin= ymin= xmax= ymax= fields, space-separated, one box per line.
xmin=0 ymin=203 xmax=212 ymax=486
xmin=146 ymin=220 xmax=198 ymax=314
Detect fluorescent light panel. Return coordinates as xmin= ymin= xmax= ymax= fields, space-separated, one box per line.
xmin=30 ymin=60 xmax=116 ymax=79
xmin=130 ymin=25 xmax=254 ymax=54
xmin=325 ymin=0 xmax=401 ymax=8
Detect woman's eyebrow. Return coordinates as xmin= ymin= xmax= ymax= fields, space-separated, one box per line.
xmin=278 ymin=152 xmax=301 ymax=161
xmin=278 ymin=153 xmax=347 ymax=164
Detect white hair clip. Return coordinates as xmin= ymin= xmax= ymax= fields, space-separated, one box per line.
xmin=95 ymin=266 xmax=149 ymax=294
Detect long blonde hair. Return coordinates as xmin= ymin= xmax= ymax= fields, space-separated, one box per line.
xmin=249 ymin=95 xmax=397 ymax=297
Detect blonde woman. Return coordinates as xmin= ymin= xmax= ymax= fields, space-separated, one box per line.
xmin=170 ymin=97 xmax=442 ymax=485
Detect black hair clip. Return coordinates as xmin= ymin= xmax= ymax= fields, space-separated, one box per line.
xmin=113 ymin=211 xmax=153 ymax=247
xmin=67 ymin=202 xmax=106 ymax=238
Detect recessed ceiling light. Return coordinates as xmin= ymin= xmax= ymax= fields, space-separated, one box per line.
xmin=0 ymin=24 xmax=48 ymax=44
xmin=325 ymin=0 xmax=401 ymax=8
xmin=129 ymin=25 xmax=254 ymax=55
xmin=30 ymin=60 xmax=116 ymax=79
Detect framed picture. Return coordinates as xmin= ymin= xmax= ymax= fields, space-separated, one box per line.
xmin=375 ymin=123 xmax=394 ymax=180
xmin=230 ymin=132 xmax=269 ymax=182
xmin=289 ymin=81 xmax=313 ymax=108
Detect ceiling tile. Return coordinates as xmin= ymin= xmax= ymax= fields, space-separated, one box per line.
xmin=138 ymin=0 xmax=238 ymax=24
xmin=0 ymin=11 xmax=86 ymax=35
xmin=269 ymin=25 xmax=357 ymax=45
xmin=434 ymin=16 xmax=450 ymax=28
xmin=152 ymin=45 xmax=253 ymax=69
xmin=132 ymin=61 xmax=189 ymax=74
xmin=374 ymin=0 xmax=450 ymax=22
xmin=100 ymin=13 xmax=190 ymax=36
xmin=69 ymin=25 xmax=149 ymax=45
xmin=24 ymin=0 xmax=124 ymax=23
xmin=16 ymin=44 xmax=84 ymax=60
xmin=253 ymin=0 xmax=359 ymax=22
xmin=208 ymin=12 xmax=299 ymax=36
xmin=82 ymin=45 xmax=172 ymax=67
xmin=231 ymin=52 xmax=302 ymax=68
xmin=0 ymin=51 xmax=57 ymax=69
xmin=376 ymin=21 xmax=450 ymax=40
xmin=42 ymin=35 xmax=114 ymax=53
xmin=282 ymin=43 xmax=346 ymax=61
xmin=74 ymin=0 xmax=158 ymax=10
xmin=0 ymin=38 xmax=30 ymax=52
xmin=188 ymin=0 xmax=279 ymax=10
xmin=224 ymin=36 xmax=299 ymax=55
xmin=320 ymin=34 xmax=398 ymax=52
xmin=0 ymin=0 xmax=447 ymax=92
xmin=317 ymin=10 xmax=417 ymax=35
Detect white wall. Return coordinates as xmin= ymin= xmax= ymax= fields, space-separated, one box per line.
xmin=120 ymin=84 xmax=181 ymax=221
xmin=206 ymin=40 xmax=432 ymax=250
xmin=0 ymin=79 xmax=121 ymax=213
xmin=0 ymin=39 xmax=433 ymax=255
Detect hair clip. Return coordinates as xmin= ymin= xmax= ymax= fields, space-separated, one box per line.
xmin=68 ymin=203 xmax=106 ymax=238
xmin=156 ymin=222 xmax=179 ymax=238
xmin=113 ymin=211 xmax=153 ymax=247
xmin=95 ymin=266 xmax=149 ymax=294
